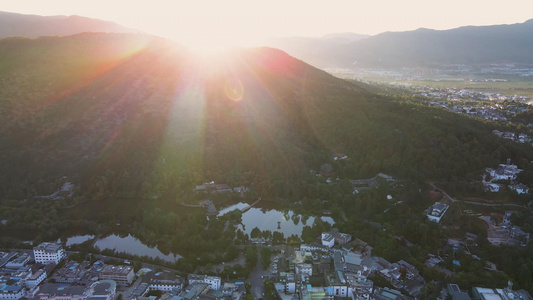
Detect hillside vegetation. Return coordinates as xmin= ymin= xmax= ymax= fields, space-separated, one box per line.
xmin=0 ymin=33 xmax=531 ymax=203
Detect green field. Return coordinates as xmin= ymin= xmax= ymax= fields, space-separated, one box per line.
xmin=363 ymin=77 xmax=533 ymax=98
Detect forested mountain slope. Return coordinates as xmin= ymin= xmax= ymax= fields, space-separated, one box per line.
xmin=0 ymin=33 xmax=531 ymax=203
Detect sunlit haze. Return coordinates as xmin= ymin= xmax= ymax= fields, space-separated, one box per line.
xmin=3 ymin=0 xmax=533 ymax=49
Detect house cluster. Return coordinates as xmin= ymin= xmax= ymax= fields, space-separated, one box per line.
xmin=410 ymin=85 xmax=533 ymax=126
xmin=447 ymin=282 xmax=532 ymax=300
xmin=0 ymin=243 xmax=117 ymax=300
xmin=493 ymin=130 xmax=531 ymax=144
xmin=425 ymin=202 xmax=449 ymax=223
xmin=0 ymin=242 xmax=234 ymax=300
xmin=133 ymin=272 xmax=232 ymax=300
xmin=195 ymin=181 xmax=249 ymax=194
xmin=272 ymin=229 xmax=425 ymax=300
xmin=350 ymin=173 xmax=395 ymax=194
xmin=484 ymin=212 xmax=530 ymax=247
xmin=484 ymin=160 xmax=529 ymax=194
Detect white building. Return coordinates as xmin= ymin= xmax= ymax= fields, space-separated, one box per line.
xmin=321 ymin=233 xmax=335 ymax=248
xmin=87 ymin=280 xmax=116 ymax=300
xmin=26 ymin=269 xmax=47 ymax=289
xmin=484 ymin=183 xmax=501 ymax=192
xmin=33 ymin=242 xmax=66 ymax=264
xmin=99 ymin=265 xmax=135 ymax=286
xmin=509 ymin=183 xmax=529 ymax=194
xmin=296 ymin=264 xmax=313 ymax=277
xmin=204 ymin=276 xmax=221 ymax=290
xmin=144 ymin=271 xmax=183 ymax=293
xmin=300 ymin=244 xmax=328 ymax=253
xmin=487 ymin=160 xmax=523 ymax=181
xmin=0 ymin=285 xmax=24 ymax=300
xmin=188 ymin=274 xmax=221 ymax=290
xmin=426 ymin=202 xmax=449 ymax=223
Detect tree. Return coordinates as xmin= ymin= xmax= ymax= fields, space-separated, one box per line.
xmin=251 ymin=227 xmax=261 ymax=239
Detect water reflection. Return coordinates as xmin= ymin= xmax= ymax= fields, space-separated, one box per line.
xmin=66 ymin=235 xmax=95 ymax=246
xmin=94 ymin=234 xmax=181 ymax=263
xmin=219 ymin=202 xmax=334 ymax=236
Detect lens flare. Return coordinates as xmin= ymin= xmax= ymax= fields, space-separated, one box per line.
xmin=224 ymin=78 xmax=244 ymax=101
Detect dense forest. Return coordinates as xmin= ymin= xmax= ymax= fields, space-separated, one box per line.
xmin=1 ymin=33 xmax=531 ymax=202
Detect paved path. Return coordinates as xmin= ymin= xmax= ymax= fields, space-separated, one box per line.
xmin=248 ymin=247 xmax=266 ymax=300
xmin=429 ymin=182 xmax=526 ymax=208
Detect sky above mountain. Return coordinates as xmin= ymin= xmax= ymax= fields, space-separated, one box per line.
xmin=3 ymin=0 xmax=532 ymax=50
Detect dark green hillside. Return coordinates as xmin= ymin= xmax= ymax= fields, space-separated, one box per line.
xmin=0 ymin=33 xmax=531 ymax=204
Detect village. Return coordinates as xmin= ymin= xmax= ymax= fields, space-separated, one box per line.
xmin=1 ymin=151 xmax=531 ymax=300
xmin=1 ymin=226 xmax=532 ymax=300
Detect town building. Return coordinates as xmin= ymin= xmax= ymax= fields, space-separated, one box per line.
xmin=5 ymin=252 xmax=31 ymax=268
xmin=321 ymin=228 xmax=352 ymax=248
xmin=426 ymin=202 xmax=449 ymax=223
xmin=0 ymin=285 xmax=24 ymax=300
xmin=143 ymin=271 xmax=184 ymax=293
xmin=176 ymin=282 xmax=210 ymax=300
xmin=509 ymin=183 xmax=529 ymax=194
xmin=373 ymin=287 xmax=410 ymax=300
xmin=188 ymin=274 xmax=221 ymax=290
xmin=98 ymin=265 xmax=134 ymax=286
xmin=28 ymin=283 xmax=88 ymax=300
xmin=33 ymin=242 xmax=66 ymax=265
xmin=486 ymin=159 xmax=523 ymax=181
xmin=86 ymin=280 xmax=117 ymax=300
xmin=300 ymin=284 xmax=334 ymax=300
xmin=296 ymin=264 xmax=313 ymax=278
xmin=26 ymin=269 xmax=47 ymax=289
xmin=447 ymin=284 xmax=471 ymax=300
xmin=472 ymin=284 xmax=532 ymax=300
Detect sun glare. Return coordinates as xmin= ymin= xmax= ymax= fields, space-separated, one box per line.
xmin=224 ymin=78 xmax=244 ymax=102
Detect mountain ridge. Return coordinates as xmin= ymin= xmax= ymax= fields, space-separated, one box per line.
xmin=269 ymin=19 xmax=533 ymax=68
xmin=0 ymin=10 xmax=138 ymax=38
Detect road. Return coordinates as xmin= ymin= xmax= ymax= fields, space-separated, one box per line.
xmin=247 ymin=245 xmax=287 ymax=300
xmin=248 ymin=248 xmax=266 ymax=300
xmin=429 ymin=182 xmax=526 ymax=208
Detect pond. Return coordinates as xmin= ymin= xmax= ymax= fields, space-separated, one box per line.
xmin=66 ymin=235 xmax=95 ymax=247
xmin=94 ymin=234 xmax=181 ymax=263
xmin=219 ymin=202 xmax=334 ymax=237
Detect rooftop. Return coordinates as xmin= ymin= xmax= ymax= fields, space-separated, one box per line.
xmin=100 ymin=265 xmax=133 ymax=275
xmin=34 ymin=242 xmax=63 ymax=252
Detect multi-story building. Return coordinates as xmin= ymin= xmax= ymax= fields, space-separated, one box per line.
xmin=0 ymin=285 xmax=24 ymax=300
xmin=143 ymin=271 xmax=184 ymax=293
xmin=98 ymin=265 xmax=134 ymax=286
xmin=33 ymin=243 xmax=66 ymax=265
xmin=204 ymin=276 xmax=221 ymax=291
xmin=296 ymin=264 xmax=313 ymax=277
xmin=188 ymin=274 xmax=221 ymax=290
xmin=26 ymin=269 xmax=47 ymax=289
xmin=5 ymin=252 xmax=31 ymax=268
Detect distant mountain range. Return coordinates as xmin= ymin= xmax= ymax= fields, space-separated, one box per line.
xmin=3 ymin=10 xmax=532 ymax=68
xmin=0 ymin=11 xmax=137 ymax=38
xmin=265 ymin=33 xmax=369 ymax=67
xmin=268 ymin=19 xmax=533 ymax=68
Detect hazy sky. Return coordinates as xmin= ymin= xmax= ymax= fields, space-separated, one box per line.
xmin=3 ymin=0 xmax=533 ymax=48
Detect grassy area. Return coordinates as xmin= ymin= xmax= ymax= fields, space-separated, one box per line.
xmin=363 ymin=77 xmax=533 ymax=98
